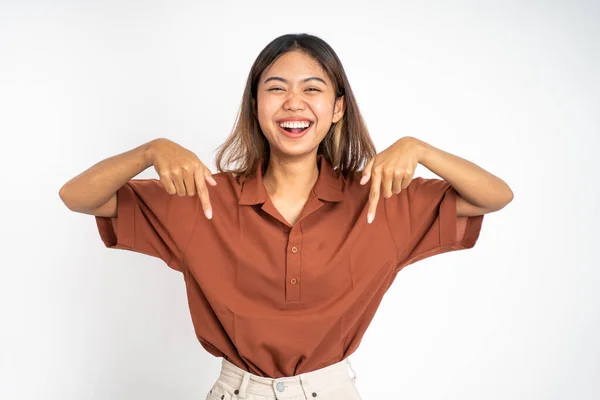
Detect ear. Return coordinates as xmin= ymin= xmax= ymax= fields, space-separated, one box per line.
xmin=332 ymin=95 xmax=345 ymax=123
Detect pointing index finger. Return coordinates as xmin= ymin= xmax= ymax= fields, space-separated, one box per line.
xmin=367 ymin=169 xmax=381 ymax=224
xmin=195 ymin=170 xmax=213 ymax=220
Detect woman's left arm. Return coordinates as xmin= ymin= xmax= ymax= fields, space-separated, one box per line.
xmin=361 ymin=136 xmax=514 ymax=221
xmin=417 ymin=139 xmax=514 ymax=217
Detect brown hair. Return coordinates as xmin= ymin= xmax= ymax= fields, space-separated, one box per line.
xmin=215 ymin=33 xmax=376 ymax=179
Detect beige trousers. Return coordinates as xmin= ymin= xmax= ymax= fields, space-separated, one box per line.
xmin=206 ymin=358 xmax=362 ymax=400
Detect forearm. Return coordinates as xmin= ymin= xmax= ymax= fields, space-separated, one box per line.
xmin=416 ymin=139 xmax=513 ymax=212
xmin=59 ymin=140 xmax=156 ymax=212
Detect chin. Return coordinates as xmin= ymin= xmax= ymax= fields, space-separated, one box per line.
xmin=267 ymin=133 xmax=324 ymax=159
xmin=271 ymin=143 xmax=319 ymax=159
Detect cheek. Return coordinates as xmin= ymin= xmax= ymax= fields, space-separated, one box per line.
xmin=256 ymin=96 xmax=277 ymax=127
xmin=310 ymin=99 xmax=334 ymax=120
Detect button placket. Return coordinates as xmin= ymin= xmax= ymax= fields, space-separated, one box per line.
xmin=285 ymin=228 xmax=302 ymax=302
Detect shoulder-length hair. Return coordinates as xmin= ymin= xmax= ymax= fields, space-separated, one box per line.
xmin=215 ymin=33 xmax=376 ymax=179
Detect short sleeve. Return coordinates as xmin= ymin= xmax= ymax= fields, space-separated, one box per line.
xmin=384 ymin=177 xmax=484 ymax=272
xmin=94 ymin=179 xmax=200 ymax=272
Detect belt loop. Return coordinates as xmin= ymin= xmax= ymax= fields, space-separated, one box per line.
xmin=237 ymin=371 xmax=251 ymax=399
xmin=346 ymin=359 xmax=357 ymax=381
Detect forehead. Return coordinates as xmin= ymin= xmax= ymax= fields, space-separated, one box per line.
xmin=260 ymin=50 xmax=329 ymax=84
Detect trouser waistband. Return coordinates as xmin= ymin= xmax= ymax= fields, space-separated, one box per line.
xmin=217 ymin=358 xmax=357 ymax=399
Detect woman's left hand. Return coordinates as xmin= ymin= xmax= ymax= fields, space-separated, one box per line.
xmin=360 ymin=136 xmax=424 ymax=223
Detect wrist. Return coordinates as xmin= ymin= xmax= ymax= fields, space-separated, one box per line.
xmin=142 ymin=139 xmax=160 ymax=168
xmin=412 ymin=138 xmax=431 ymax=164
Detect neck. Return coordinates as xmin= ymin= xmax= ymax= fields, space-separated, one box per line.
xmin=263 ymin=153 xmax=319 ymax=201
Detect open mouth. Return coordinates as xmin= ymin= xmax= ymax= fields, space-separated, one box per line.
xmin=278 ymin=121 xmax=313 ymax=135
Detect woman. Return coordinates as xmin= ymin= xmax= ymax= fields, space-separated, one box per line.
xmin=59 ymin=33 xmax=513 ymax=399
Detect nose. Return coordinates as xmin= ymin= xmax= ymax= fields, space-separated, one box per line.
xmin=283 ymin=90 xmax=305 ymax=111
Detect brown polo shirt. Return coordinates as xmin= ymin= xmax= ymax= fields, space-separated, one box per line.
xmin=95 ymin=155 xmax=483 ymax=378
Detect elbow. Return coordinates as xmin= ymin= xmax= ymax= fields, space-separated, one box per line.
xmin=507 ymin=186 xmax=514 ymax=204
xmin=59 ymin=185 xmax=69 ymax=205
xmin=484 ymin=184 xmax=514 ymax=213
xmin=59 ymin=184 xmax=79 ymax=212
xmin=59 ymin=186 xmax=73 ymax=211
xmin=503 ymin=184 xmax=514 ymax=206
xmin=59 ymin=185 xmax=68 ymax=199
xmin=494 ymin=185 xmax=514 ymax=211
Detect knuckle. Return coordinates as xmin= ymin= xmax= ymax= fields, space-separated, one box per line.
xmin=159 ymin=180 xmax=172 ymax=193
xmin=187 ymin=161 xmax=201 ymax=171
xmin=197 ymin=184 xmax=208 ymax=195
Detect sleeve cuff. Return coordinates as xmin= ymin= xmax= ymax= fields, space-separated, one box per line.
xmin=95 ymin=184 xmax=136 ymax=250
xmin=440 ymin=187 xmax=484 ymax=250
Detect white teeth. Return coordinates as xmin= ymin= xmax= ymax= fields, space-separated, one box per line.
xmin=278 ymin=121 xmax=311 ymax=129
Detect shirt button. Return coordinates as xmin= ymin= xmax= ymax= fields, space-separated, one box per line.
xmin=276 ymin=382 xmax=285 ymax=392
xmin=290 ymin=278 xmax=298 ymax=285
xmin=291 ymin=246 xmax=298 ymax=253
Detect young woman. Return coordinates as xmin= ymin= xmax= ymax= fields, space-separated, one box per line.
xmin=59 ymin=33 xmax=513 ymax=400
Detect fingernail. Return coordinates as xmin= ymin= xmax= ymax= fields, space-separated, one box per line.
xmin=360 ymin=175 xmax=368 ymax=185
xmin=205 ymin=209 xmax=212 ymax=219
xmin=367 ymin=213 xmax=374 ymax=224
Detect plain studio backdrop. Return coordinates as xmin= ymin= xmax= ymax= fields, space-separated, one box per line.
xmin=1 ymin=1 xmax=598 ymax=399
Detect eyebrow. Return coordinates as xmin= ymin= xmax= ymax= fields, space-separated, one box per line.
xmin=263 ymin=76 xmax=328 ymax=86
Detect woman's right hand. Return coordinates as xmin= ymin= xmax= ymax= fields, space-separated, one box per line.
xmin=148 ymin=138 xmax=217 ymax=219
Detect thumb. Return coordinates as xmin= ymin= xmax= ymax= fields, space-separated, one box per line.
xmin=205 ymin=172 xmax=217 ymax=186
xmin=360 ymin=157 xmax=375 ymax=185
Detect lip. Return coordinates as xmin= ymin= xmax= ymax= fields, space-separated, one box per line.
xmin=275 ymin=116 xmax=314 ymax=123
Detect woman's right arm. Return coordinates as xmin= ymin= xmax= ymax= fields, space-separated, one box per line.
xmin=59 ymin=138 xmax=216 ymax=219
xmin=58 ymin=140 xmax=156 ymax=217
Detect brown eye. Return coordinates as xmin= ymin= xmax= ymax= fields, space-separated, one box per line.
xmin=268 ymin=87 xmax=284 ymax=91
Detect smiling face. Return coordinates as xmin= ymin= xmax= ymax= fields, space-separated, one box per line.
xmin=255 ymin=50 xmax=345 ymax=160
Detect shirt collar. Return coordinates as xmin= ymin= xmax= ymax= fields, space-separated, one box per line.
xmin=239 ymin=154 xmax=344 ymax=205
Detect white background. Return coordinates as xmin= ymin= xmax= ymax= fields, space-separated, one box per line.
xmin=1 ymin=1 xmax=599 ymax=399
